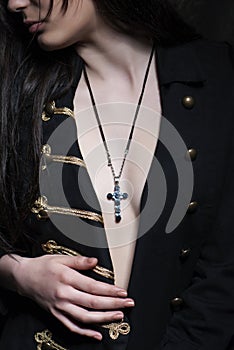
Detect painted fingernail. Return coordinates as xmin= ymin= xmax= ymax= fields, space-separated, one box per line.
xmin=117 ymin=290 xmax=128 ymax=297
xmin=125 ymin=299 xmax=135 ymax=306
xmin=93 ymin=333 xmax=102 ymax=341
xmin=114 ymin=312 xmax=124 ymax=319
xmin=87 ymin=257 xmax=97 ymax=264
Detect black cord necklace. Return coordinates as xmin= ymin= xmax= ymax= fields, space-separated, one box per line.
xmin=83 ymin=44 xmax=155 ymax=223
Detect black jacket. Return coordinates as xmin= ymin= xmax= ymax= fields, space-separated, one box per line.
xmin=1 ymin=38 xmax=234 ymax=350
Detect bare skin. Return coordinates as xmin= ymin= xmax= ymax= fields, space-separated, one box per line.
xmin=74 ymin=31 xmax=161 ymax=290
xmin=5 ymin=0 xmax=161 ymax=341
xmin=0 ymin=254 xmax=134 ymax=340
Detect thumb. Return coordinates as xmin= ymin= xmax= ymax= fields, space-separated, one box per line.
xmin=60 ymin=255 xmax=98 ymax=270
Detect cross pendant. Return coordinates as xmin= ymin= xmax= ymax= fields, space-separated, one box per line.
xmin=107 ymin=181 xmax=128 ymax=223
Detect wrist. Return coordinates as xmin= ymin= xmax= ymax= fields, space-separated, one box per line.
xmin=10 ymin=255 xmax=28 ymax=296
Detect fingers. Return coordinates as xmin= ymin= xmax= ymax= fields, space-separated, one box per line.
xmin=62 ymin=267 xmax=128 ymax=298
xmin=52 ymin=256 xmax=134 ymax=310
xmin=56 ymin=303 xmax=124 ymax=325
xmin=52 ymin=308 xmax=103 ymax=341
xmin=60 ymin=286 xmax=134 ymax=311
xmin=60 ymin=255 xmax=98 ymax=271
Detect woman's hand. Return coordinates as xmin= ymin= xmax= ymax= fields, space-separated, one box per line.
xmin=12 ymin=254 xmax=134 ymax=340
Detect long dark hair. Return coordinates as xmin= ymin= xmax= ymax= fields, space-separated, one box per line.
xmin=0 ymin=0 xmax=198 ymax=251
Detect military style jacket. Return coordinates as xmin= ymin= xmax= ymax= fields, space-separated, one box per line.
xmin=1 ymin=38 xmax=234 ymax=350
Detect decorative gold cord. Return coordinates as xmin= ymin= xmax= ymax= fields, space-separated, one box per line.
xmin=35 ymin=330 xmax=67 ymax=350
xmin=42 ymin=101 xmax=74 ymax=121
xmin=102 ymin=322 xmax=130 ymax=340
xmin=48 ymin=155 xmax=86 ymax=167
xmin=41 ymin=144 xmax=86 ymax=170
xmin=42 ymin=240 xmax=114 ymax=281
xmin=53 ymin=107 xmax=74 ymax=118
xmin=31 ymin=196 xmax=104 ymax=225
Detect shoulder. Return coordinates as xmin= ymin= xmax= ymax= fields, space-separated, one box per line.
xmin=157 ymin=37 xmax=234 ymax=88
xmin=184 ymin=38 xmax=234 ymax=78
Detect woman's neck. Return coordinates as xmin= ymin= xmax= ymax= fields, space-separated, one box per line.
xmin=75 ymin=22 xmax=153 ymax=84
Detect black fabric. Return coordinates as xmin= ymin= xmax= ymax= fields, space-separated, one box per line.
xmin=0 ymin=38 xmax=234 ymax=349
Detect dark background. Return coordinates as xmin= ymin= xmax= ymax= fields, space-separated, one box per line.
xmin=173 ymin=0 xmax=234 ymax=45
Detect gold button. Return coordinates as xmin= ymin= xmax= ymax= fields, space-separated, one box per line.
xmin=170 ymin=297 xmax=184 ymax=311
xmin=187 ymin=148 xmax=197 ymax=161
xmin=31 ymin=196 xmax=49 ymax=220
xmin=182 ymin=96 xmax=195 ymax=109
xmin=37 ymin=210 xmax=49 ymax=220
xmin=187 ymin=201 xmax=198 ymax=213
xmin=45 ymin=101 xmax=55 ymax=116
xmin=180 ymin=248 xmax=191 ymax=259
xmin=42 ymin=101 xmax=55 ymax=121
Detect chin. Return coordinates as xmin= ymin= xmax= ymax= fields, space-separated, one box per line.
xmin=37 ymin=33 xmax=72 ymax=52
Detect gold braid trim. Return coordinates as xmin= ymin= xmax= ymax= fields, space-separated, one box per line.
xmin=41 ymin=144 xmax=86 ymax=170
xmin=102 ymin=322 xmax=131 ymax=340
xmin=47 ymin=155 xmax=85 ymax=167
xmin=42 ymin=101 xmax=74 ymax=121
xmin=34 ymin=321 xmax=130 ymax=346
xmin=53 ymin=108 xmax=74 ymax=118
xmin=35 ymin=330 xmax=67 ymax=350
xmin=42 ymin=240 xmax=114 ymax=281
xmin=31 ymin=196 xmax=104 ymax=225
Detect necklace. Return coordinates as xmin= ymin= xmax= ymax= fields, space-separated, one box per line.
xmin=83 ymin=44 xmax=155 ymax=223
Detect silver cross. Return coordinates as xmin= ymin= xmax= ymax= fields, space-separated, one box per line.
xmin=107 ymin=181 xmax=128 ymax=223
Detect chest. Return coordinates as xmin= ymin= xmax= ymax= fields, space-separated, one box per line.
xmin=73 ymin=72 xmax=162 ymax=223
xmin=73 ymin=72 xmax=162 ymax=287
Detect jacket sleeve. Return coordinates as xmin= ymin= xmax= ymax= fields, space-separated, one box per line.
xmin=160 ymin=127 xmax=234 ymax=350
xmin=0 ymin=225 xmax=32 ymax=322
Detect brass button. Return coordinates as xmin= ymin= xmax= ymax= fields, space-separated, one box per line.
xmin=170 ymin=297 xmax=184 ymax=311
xmin=42 ymin=101 xmax=55 ymax=121
xmin=37 ymin=210 xmax=49 ymax=220
xmin=31 ymin=196 xmax=49 ymax=220
xmin=180 ymin=248 xmax=191 ymax=259
xmin=187 ymin=201 xmax=198 ymax=213
xmin=45 ymin=101 xmax=55 ymax=116
xmin=187 ymin=148 xmax=197 ymax=161
xmin=182 ymin=96 xmax=195 ymax=109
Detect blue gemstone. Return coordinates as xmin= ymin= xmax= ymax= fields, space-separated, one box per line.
xmin=115 ymin=215 xmax=121 ymax=223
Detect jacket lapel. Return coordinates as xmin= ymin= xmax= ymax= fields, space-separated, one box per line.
xmin=38 ymin=41 xmax=207 ymax=288
xmin=129 ymin=40 xmax=207 ymax=291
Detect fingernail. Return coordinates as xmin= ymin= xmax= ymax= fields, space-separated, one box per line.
xmin=117 ymin=289 xmax=128 ymax=297
xmin=125 ymin=299 xmax=135 ymax=306
xmin=113 ymin=312 xmax=124 ymax=320
xmin=93 ymin=334 xmax=102 ymax=341
xmin=87 ymin=257 xmax=97 ymax=264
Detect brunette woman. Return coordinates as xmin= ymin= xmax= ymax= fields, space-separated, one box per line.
xmin=0 ymin=0 xmax=234 ymax=349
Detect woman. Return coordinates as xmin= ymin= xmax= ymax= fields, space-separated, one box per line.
xmin=0 ymin=0 xmax=234 ymax=349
